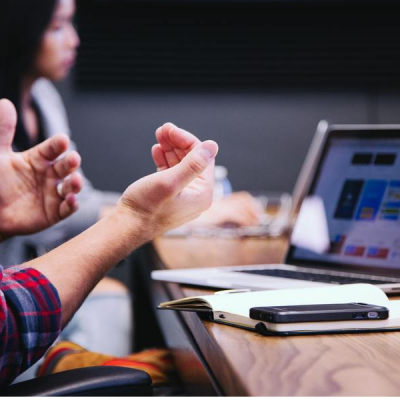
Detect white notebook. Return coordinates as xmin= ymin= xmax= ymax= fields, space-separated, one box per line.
xmin=158 ymin=284 xmax=400 ymax=336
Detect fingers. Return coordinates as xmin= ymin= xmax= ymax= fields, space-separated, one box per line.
xmin=156 ymin=126 xmax=180 ymax=168
xmin=155 ymin=124 xmax=174 ymax=151
xmin=53 ymin=151 xmax=81 ymax=179
xmin=0 ymin=99 xmax=17 ymax=151
xmin=232 ymin=193 xmax=264 ymax=226
xmin=151 ymin=144 xmax=168 ymax=171
xmin=229 ymin=192 xmax=265 ymax=224
xmin=197 ymin=191 xmax=264 ymax=227
xmin=58 ymin=172 xmax=83 ymax=197
xmin=168 ymin=124 xmax=200 ymax=150
xmin=57 ymin=173 xmax=83 ymax=220
xmin=155 ymin=123 xmax=201 ymax=168
xmin=223 ymin=208 xmax=260 ymax=227
xmin=159 ymin=140 xmax=218 ymax=197
xmin=59 ymin=193 xmax=79 ymax=220
xmin=157 ymin=122 xmax=199 ymax=151
xmin=35 ymin=134 xmax=70 ymax=162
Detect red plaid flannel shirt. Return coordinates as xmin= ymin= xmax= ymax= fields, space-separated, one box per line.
xmin=0 ymin=265 xmax=61 ymax=386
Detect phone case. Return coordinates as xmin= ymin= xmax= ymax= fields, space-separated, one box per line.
xmin=255 ymin=322 xmax=400 ymax=336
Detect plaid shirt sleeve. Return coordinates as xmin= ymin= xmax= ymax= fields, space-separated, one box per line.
xmin=0 ymin=264 xmax=61 ymax=386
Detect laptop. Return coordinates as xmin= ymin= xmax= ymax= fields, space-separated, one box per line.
xmin=152 ymin=123 xmax=400 ymax=294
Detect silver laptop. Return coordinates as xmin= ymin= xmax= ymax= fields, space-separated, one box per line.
xmin=152 ymin=123 xmax=400 ymax=294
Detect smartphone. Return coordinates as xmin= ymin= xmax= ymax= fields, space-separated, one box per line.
xmin=249 ymin=303 xmax=389 ymax=324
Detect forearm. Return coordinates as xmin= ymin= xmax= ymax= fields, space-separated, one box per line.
xmin=25 ymin=207 xmax=149 ymax=327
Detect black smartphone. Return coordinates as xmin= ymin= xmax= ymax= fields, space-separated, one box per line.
xmin=249 ymin=303 xmax=389 ymax=323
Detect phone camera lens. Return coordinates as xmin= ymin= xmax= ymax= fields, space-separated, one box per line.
xmin=361 ymin=312 xmax=367 ymax=318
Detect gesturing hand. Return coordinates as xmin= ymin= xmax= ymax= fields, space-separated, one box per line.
xmin=152 ymin=123 xmax=265 ymax=228
xmin=0 ymin=99 xmax=83 ymax=240
xmin=118 ymin=123 xmax=218 ymax=239
xmin=151 ymin=122 xmax=201 ymax=171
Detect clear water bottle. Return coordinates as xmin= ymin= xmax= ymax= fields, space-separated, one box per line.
xmin=213 ymin=165 xmax=233 ymax=201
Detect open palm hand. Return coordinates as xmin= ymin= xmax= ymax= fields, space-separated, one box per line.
xmin=0 ymin=99 xmax=83 ymax=240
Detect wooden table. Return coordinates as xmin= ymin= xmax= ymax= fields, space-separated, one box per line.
xmin=132 ymin=236 xmax=400 ymax=396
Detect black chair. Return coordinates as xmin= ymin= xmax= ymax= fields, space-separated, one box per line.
xmin=0 ymin=366 xmax=153 ymax=396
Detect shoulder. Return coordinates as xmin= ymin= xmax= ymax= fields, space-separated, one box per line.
xmin=31 ymin=79 xmax=71 ymax=137
xmin=32 ymin=78 xmax=64 ymax=108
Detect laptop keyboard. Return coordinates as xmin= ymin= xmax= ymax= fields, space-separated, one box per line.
xmin=238 ymin=268 xmax=400 ymax=285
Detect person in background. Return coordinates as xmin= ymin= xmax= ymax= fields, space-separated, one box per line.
xmin=1 ymin=0 xmax=263 ymax=365
xmin=0 ymin=98 xmax=219 ymax=385
xmin=2 ymin=0 xmax=133 ymax=363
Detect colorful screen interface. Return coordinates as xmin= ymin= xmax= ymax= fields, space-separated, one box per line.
xmin=293 ymin=136 xmax=400 ymax=269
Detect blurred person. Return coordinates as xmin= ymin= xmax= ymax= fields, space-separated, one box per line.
xmin=0 ymin=0 xmax=263 ymax=367
xmin=1 ymin=0 xmax=133 ymax=362
xmin=1 ymin=0 xmax=262 ymax=242
xmin=0 ymin=99 xmax=219 ymax=385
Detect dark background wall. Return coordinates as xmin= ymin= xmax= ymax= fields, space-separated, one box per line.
xmin=57 ymin=0 xmax=400 ymax=195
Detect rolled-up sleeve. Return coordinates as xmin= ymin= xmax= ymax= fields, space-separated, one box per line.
xmin=0 ymin=265 xmax=61 ymax=386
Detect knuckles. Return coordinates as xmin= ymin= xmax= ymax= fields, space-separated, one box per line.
xmin=187 ymin=154 xmax=207 ymax=175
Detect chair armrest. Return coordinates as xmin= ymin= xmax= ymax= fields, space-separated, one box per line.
xmin=0 ymin=366 xmax=152 ymax=396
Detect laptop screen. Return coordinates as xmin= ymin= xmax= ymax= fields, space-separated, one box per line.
xmin=289 ymin=129 xmax=400 ymax=272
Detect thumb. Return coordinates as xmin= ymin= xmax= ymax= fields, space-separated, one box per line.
xmin=160 ymin=140 xmax=218 ymax=196
xmin=0 ymin=99 xmax=17 ymax=151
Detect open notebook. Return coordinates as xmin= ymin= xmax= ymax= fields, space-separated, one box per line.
xmin=158 ymin=284 xmax=400 ymax=336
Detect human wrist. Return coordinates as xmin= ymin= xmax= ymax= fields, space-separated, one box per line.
xmin=105 ymin=204 xmax=154 ymax=253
